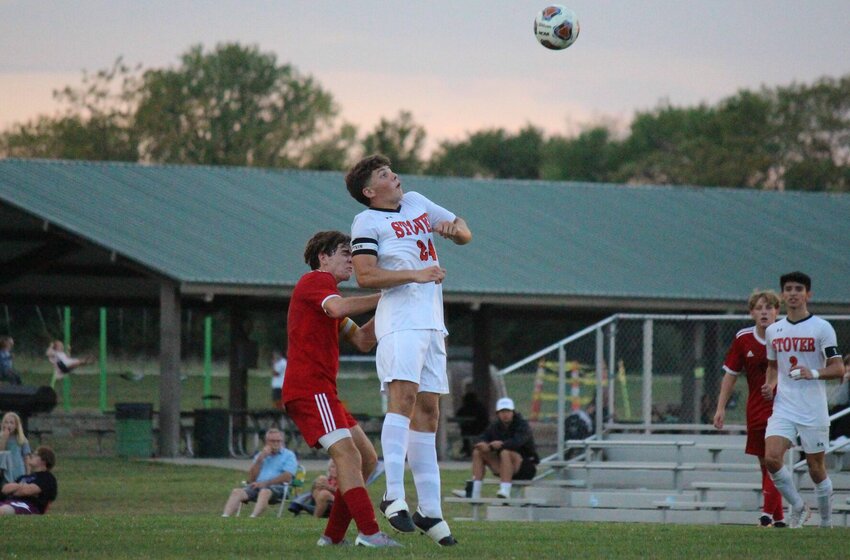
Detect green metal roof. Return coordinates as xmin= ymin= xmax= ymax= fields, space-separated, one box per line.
xmin=1 ymin=158 xmax=849 ymax=308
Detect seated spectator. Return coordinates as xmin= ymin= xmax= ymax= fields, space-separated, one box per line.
xmin=270 ymin=350 xmax=286 ymax=409
xmin=0 ymin=412 xmax=31 ymax=484
xmin=468 ymin=397 xmax=540 ymax=499
xmin=454 ymin=388 xmax=489 ymax=458
xmin=311 ymin=458 xmax=338 ymax=518
xmin=0 ymin=336 xmax=22 ymax=385
xmin=221 ymin=428 xmax=297 ymax=518
xmin=46 ymin=340 xmax=94 ymax=388
xmin=0 ymin=446 xmax=57 ymax=515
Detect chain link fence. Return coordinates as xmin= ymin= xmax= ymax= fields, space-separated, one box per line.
xmin=499 ymin=314 xmax=850 ymax=458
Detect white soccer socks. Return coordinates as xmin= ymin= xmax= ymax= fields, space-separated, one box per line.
xmin=815 ymin=477 xmax=833 ymax=527
xmin=381 ymin=413 xmax=410 ymax=501
xmin=471 ymin=480 xmax=483 ymax=499
xmin=498 ymin=482 xmax=512 ymax=498
xmin=408 ymin=430 xmax=443 ymax=519
xmin=769 ymin=466 xmax=804 ymax=510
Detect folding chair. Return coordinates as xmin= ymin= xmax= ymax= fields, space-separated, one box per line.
xmin=236 ymin=463 xmax=306 ymax=518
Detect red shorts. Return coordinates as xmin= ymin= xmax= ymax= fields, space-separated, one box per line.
xmin=285 ymin=392 xmax=357 ymax=448
xmin=745 ymin=426 xmax=767 ymax=457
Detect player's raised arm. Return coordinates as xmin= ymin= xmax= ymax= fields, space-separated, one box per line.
xmin=352 ymin=253 xmax=445 ymax=289
xmin=433 ymin=217 xmax=472 ymax=245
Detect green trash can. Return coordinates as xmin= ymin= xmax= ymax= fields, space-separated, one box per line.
xmin=115 ymin=402 xmax=153 ymax=458
xmin=194 ymin=408 xmax=230 ymax=458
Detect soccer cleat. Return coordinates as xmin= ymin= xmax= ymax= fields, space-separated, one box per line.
xmin=773 ymin=520 xmax=787 ymax=528
xmin=316 ymin=535 xmax=350 ymax=546
xmin=788 ymin=503 xmax=811 ymax=529
xmin=496 ymin=492 xmax=510 ymax=500
xmin=354 ymin=532 xmax=402 ymax=547
xmin=379 ymin=497 xmax=416 ymax=533
xmin=758 ymin=514 xmax=773 ymax=527
xmin=412 ymin=508 xmax=458 ymax=546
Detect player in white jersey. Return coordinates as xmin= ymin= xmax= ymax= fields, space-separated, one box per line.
xmin=761 ymin=271 xmax=844 ymax=528
xmin=347 ymin=154 xmax=471 ymax=546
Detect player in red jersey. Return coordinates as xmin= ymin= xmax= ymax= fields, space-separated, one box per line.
xmin=282 ymin=231 xmax=399 ymax=548
xmin=714 ymin=290 xmax=784 ymax=527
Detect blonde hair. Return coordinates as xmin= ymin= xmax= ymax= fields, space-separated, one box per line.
xmin=748 ymin=289 xmax=780 ymax=310
xmin=2 ymin=412 xmax=28 ymax=446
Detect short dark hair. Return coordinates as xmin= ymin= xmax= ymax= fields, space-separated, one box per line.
xmin=780 ymin=271 xmax=811 ymax=291
xmin=35 ymin=446 xmax=56 ymax=470
xmin=304 ymin=231 xmax=351 ymax=270
xmin=345 ymin=154 xmax=391 ymax=206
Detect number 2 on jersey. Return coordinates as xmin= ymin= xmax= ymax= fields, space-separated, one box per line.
xmin=417 ymin=239 xmax=438 ymax=261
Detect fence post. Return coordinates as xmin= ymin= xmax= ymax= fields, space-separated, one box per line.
xmin=642 ymin=319 xmax=653 ymax=433
xmin=63 ymin=306 xmax=71 ymax=411
xmin=557 ymin=345 xmax=566 ymax=459
xmin=203 ymin=315 xmax=213 ymax=409
xmin=595 ymin=327 xmax=604 ymax=437
xmin=99 ymin=307 xmax=107 ymax=412
xmin=607 ymin=321 xmax=616 ymax=427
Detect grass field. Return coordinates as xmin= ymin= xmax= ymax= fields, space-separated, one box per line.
xmin=3 ymin=457 xmax=847 ymax=559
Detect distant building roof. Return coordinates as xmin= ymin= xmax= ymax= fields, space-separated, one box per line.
xmin=2 ymin=158 xmax=849 ymax=311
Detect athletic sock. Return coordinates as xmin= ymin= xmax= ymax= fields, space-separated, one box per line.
xmin=342 ymin=487 xmax=380 ymax=536
xmin=471 ymin=480 xmax=483 ymax=499
xmin=408 ymin=430 xmax=442 ymax=518
xmin=381 ymin=413 xmax=410 ymax=502
xmin=815 ymin=477 xmax=833 ymax=525
xmin=499 ymin=482 xmax=512 ymax=497
xmin=323 ymin=488 xmax=353 ymax=543
xmin=761 ymin=463 xmax=784 ymax=521
xmin=769 ymin=466 xmax=803 ymax=510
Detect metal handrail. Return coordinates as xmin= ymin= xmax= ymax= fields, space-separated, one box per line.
xmin=497 ymin=315 xmax=617 ymax=376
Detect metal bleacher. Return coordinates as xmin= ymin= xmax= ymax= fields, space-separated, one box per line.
xmin=447 ymin=433 xmax=850 ymax=526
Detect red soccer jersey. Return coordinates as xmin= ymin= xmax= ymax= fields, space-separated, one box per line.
xmin=282 ymin=271 xmax=345 ymax=402
xmin=722 ymin=327 xmax=773 ymax=429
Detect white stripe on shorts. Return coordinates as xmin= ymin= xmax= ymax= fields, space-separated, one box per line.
xmin=314 ymin=393 xmax=336 ymax=434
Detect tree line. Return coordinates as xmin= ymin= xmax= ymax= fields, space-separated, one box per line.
xmin=2 ymin=42 xmax=848 ymax=192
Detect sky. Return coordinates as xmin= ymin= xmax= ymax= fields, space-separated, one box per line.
xmin=1 ymin=0 xmax=849 ymax=153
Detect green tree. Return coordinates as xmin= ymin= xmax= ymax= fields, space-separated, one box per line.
xmin=0 ymin=59 xmax=139 ymax=161
xmin=612 ymin=91 xmax=775 ymax=188
xmin=134 ymin=43 xmax=338 ymax=167
xmin=767 ymin=75 xmax=850 ymax=191
xmin=299 ymin=122 xmax=358 ymax=171
xmin=541 ymin=126 xmax=613 ymax=182
xmin=361 ymin=110 xmax=426 ymax=174
xmin=426 ymin=125 xmax=544 ymax=179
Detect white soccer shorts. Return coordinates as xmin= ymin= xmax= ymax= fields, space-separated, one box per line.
xmin=765 ymin=416 xmax=829 ymax=454
xmin=375 ymin=329 xmax=449 ymax=394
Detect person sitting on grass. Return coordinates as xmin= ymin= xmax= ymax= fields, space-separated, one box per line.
xmin=221 ymin=428 xmax=297 ymax=518
xmin=468 ymin=397 xmax=540 ymax=500
xmin=0 ymin=446 xmax=58 ymax=515
xmin=311 ymin=458 xmax=339 ymax=518
xmin=0 ymin=412 xmax=32 ymax=485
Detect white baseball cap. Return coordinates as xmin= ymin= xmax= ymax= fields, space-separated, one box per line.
xmin=496 ymin=397 xmax=515 ymax=411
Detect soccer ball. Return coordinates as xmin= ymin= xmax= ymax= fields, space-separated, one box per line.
xmin=534 ymin=5 xmax=580 ymax=50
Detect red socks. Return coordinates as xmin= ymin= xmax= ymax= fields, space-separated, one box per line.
xmin=322 ymin=486 xmax=379 ymax=542
xmin=761 ymin=463 xmax=784 ymax=521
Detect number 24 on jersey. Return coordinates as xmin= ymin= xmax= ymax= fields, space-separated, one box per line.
xmin=417 ymin=239 xmax=438 ymax=261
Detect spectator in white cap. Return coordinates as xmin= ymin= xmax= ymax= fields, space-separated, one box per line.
xmin=468 ymin=396 xmax=539 ymax=499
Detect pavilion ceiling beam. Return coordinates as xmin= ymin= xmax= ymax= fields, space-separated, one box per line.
xmin=0 ymin=239 xmax=81 ymax=286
